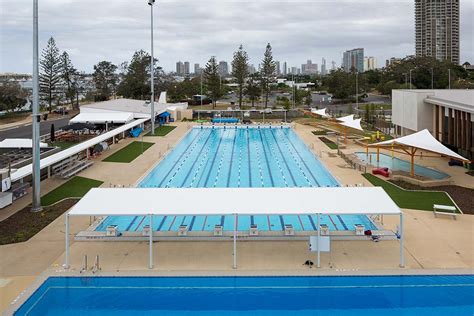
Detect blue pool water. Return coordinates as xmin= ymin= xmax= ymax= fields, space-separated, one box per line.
xmin=96 ymin=127 xmax=376 ymax=233
xmin=15 ymin=275 xmax=474 ymax=315
xmin=355 ymin=152 xmax=449 ymax=180
xmin=212 ymin=118 xmax=239 ymax=123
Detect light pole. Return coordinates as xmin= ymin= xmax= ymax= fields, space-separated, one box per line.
xmin=431 ymin=68 xmax=434 ymax=89
xmin=355 ymin=71 xmax=358 ymax=111
xmin=31 ymin=0 xmax=42 ymax=212
xmin=409 ymin=69 xmax=413 ymax=89
xmin=148 ymin=0 xmax=155 ymax=135
xmin=448 ymin=69 xmax=451 ymax=89
xmin=403 ymin=73 xmax=408 ymax=89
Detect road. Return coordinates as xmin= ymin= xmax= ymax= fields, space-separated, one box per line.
xmin=0 ymin=117 xmax=71 ymax=141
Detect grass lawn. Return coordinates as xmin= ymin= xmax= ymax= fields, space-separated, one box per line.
xmin=362 ymin=173 xmax=457 ymax=211
xmin=103 ymin=141 xmax=154 ymax=163
xmin=41 ymin=176 xmax=103 ymax=206
xmin=145 ymin=125 xmax=176 ymax=136
xmin=319 ymin=137 xmax=338 ymax=150
xmin=50 ymin=141 xmax=77 ymax=150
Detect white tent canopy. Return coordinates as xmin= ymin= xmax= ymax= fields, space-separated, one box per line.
xmin=311 ymin=108 xmax=330 ymax=118
xmin=70 ymin=112 xmax=134 ymax=124
xmin=370 ymin=129 xmax=468 ymax=161
xmin=0 ymin=138 xmax=47 ymax=149
xmin=68 ymin=187 xmax=401 ymax=216
xmin=339 ymin=118 xmax=363 ymax=131
xmin=336 ymin=114 xmax=354 ymax=122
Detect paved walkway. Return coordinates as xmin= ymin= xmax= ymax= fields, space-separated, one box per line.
xmin=1 ymin=122 xmax=473 ymax=314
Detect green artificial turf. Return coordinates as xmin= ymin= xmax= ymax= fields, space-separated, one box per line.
xmin=362 ymin=173 xmax=457 ymax=211
xmin=145 ymin=125 xmax=176 ymax=136
xmin=103 ymin=141 xmax=154 ymax=163
xmin=41 ymin=176 xmax=103 ymax=206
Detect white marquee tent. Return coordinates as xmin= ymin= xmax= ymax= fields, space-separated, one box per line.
xmin=339 ymin=118 xmax=363 ymax=131
xmin=0 ymin=139 xmax=48 ymax=149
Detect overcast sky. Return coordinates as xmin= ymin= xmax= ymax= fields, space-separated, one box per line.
xmin=1 ymin=0 xmax=473 ymax=74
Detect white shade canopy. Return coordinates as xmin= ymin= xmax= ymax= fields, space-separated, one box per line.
xmin=0 ymin=138 xmax=47 ymax=149
xmin=370 ymin=129 xmax=468 ymax=161
xmin=68 ymin=187 xmax=401 ymax=217
xmin=11 ymin=118 xmax=148 ymax=181
xmin=336 ymin=114 xmax=354 ymax=122
xmin=70 ymin=112 xmax=134 ymax=124
xmin=339 ymin=118 xmax=363 ymax=131
xmin=311 ymin=108 xmax=330 ymax=118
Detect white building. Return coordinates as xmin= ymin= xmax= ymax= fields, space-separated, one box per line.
xmin=364 ymin=57 xmax=377 ymax=71
xmin=392 ymin=89 xmax=473 ymax=159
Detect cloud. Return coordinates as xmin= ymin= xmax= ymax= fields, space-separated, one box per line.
xmin=0 ymin=0 xmax=472 ymax=73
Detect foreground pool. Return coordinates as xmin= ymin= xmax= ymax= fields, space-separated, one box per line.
xmin=15 ymin=275 xmax=474 ymax=315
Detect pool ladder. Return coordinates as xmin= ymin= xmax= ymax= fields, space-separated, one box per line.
xmin=80 ymin=255 xmax=101 ymax=273
xmin=92 ymin=255 xmax=101 ymax=274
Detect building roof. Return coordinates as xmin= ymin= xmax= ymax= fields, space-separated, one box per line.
xmin=0 ymin=139 xmax=48 ymax=149
xmin=80 ymin=96 xmax=188 ymax=118
xmin=370 ymin=129 xmax=468 ymax=161
xmin=11 ymin=118 xmax=148 ymax=182
xmin=70 ymin=112 xmax=134 ymax=124
xmin=67 ymin=187 xmax=401 ymax=216
xmin=396 ymin=90 xmax=474 ymax=114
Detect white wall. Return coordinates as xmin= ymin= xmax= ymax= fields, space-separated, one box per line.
xmin=392 ymin=90 xmax=434 ymax=135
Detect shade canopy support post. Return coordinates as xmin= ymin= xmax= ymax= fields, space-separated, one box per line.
xmin=399 ymin=213 xmax=405 ymax=268
xmin=148 ymin=214 xmax=153 ymax=269
xmin=64 ymin=213 xmax=70 ymax=269
xmin=317 ymin=213 xmax=321 ymax=268
xmin=233 ymin=213 xmax=237 ymax=269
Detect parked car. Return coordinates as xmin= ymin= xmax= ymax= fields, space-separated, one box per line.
xmin=54 ymin=107 xmax=69 ymax=115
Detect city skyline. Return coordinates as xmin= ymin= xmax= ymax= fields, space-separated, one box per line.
xmin=1 ymin=0 xmax=472 ymax=74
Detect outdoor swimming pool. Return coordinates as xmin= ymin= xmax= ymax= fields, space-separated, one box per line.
xmin=355 ymin=152 xmax=449 ymax=180
xmin=96 ymin=127 xmax=376 ymax=233
xmin=15 ymin=275 xmax=474 ymax=315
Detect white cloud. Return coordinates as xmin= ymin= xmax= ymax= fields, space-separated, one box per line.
xmin=0 ymin=0 xmax=472 ymax=73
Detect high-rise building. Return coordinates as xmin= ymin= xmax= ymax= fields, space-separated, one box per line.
xmin=247 ymin=64 xmax=256 ymax=74
xmin=248 ymin=64 xmax=255 ymax=74
xmin=302 ymin=60 xmax=318 ymax=75
xmin=275 ymin=61 xmax=281 ymax=76
xmin=290 ymin=67 xmax=298 ymax=75
xmin=385 ymin=57 xmax=402 ymax=68
xmin=331 ymin=61 xmax=336 ymax=71
xmin=342 ymin=48 xmax=364 ymax=72
xmin=184 ymin=61 xmax=190 ymax=75
xmin=321 ymin=58 xmax=327 ymax=76
xmin=218 ymin=61 xmax=229 ymax=76
xmin=176 ymin=61 xmax=184 ymax=75
xmin=194 ymin=63 xmax=201 ymax=74
xmin=363 ymin=57 xmax=377 ymax=71
xmin=283 ymin=62 xmax=287 ymax=76
xmin=415 ymin=0 xmax=459 ymax=64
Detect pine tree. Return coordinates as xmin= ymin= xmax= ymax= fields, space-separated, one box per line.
xmin=39 ymin=37 xmax=62 ymax=113
xmin=261 ymin=43 xmax=276 ymax=107
xmin=203 ymin=56 xmax=222 ymax=108
xmin=93 ymin=61 xmax=118 ymax=101
xmin=60 ymin=51 xmax=78 ymax=109
xmin=231 ymin=45 xmax=249 ymax=108
xmin=245 ymin=73 xmax=261 ymax=107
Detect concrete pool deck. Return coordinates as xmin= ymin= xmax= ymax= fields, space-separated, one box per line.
xmin=1 ymin=122 xmax=473 ymax=314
